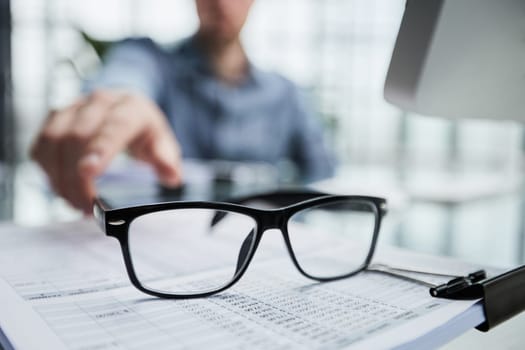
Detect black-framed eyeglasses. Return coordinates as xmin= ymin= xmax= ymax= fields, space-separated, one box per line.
xmin=93 ymin=190 xmax=387 ymax=299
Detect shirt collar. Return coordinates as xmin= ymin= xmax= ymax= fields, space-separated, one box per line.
xmin=177 ymin=35 xmax=261 ymax=87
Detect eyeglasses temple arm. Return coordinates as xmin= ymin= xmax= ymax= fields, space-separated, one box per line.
xmin=223 ymin=189 xmax=331 ymax=207
xmin=367 ymin=263 xmax=486 ymax=289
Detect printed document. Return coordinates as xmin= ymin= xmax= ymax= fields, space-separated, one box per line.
xmin=0 ymin=220 xmax=484 ymax=349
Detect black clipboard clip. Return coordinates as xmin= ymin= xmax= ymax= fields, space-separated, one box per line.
xmin=430 ymin=265 xmax=525 ymax=331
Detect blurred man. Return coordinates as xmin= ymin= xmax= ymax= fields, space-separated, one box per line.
xmin=31 ymin=0 xmax=334 ymax=214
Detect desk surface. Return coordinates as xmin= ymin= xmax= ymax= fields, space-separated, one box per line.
xmin=1 ymin=161 xmax=525 ymax=349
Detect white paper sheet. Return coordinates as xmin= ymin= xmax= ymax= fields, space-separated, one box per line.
xmin=0 ymin=220 xmax=483 ymax=349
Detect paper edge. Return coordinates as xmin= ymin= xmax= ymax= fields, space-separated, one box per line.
xmin=0 ymin=279 xmax=67 ymax=350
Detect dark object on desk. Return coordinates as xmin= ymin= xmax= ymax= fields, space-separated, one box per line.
xmin=157 ymin=183 xmax=186 ymax=200
xmin=0 ymin=0 xmax=14 ymax=221
xmin=431 ymin=265 xmax=525 ymax=331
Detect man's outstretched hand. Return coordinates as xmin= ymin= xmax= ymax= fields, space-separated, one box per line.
xmin=31 ymin=90 xmax=183 ymax=214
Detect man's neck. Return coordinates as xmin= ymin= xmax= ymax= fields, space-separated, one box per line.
xmin=196 ymin=32 xmax=249 ymax=85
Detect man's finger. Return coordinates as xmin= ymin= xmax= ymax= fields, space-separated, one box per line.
xmin=69 ymin=91 xmax=116 ymax=140
xmin=135 ymin=129 xmax=183 ymax=187
xmin=78 ymin=97 xmax=150 ymax=178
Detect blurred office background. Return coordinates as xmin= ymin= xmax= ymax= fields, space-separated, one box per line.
xmin=8 ymin=0 xmax=524 ymax=171
xmin=2 ymin=0 xmax=525 ymax=266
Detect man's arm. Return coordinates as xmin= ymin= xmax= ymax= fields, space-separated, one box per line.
xmin=31 ymin=40 xmax=182 ymax=214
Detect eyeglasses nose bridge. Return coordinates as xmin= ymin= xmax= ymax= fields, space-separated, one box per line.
xmin=258 ymin=209 xmax=288 ymax=231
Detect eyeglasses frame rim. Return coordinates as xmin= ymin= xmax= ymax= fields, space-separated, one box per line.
xmin=93 ymin=192 xmax=387 ymax=299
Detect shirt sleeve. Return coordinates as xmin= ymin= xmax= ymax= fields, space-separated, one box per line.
xmin=83 ymin=38 xmax=165 ymax=102
xmin=289 ymin=87 xmax=336 ymax=183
